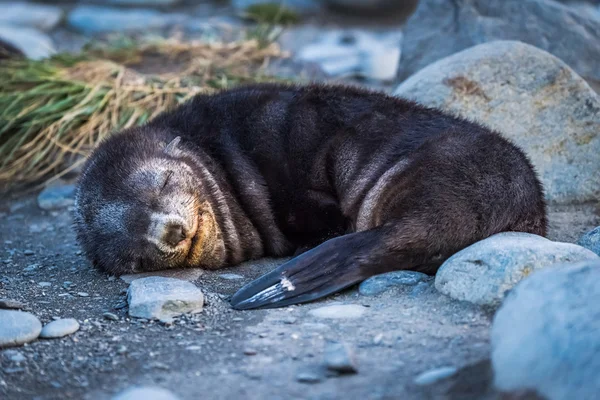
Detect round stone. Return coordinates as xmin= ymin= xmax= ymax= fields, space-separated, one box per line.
xmin=0 ymin=310 xmax=42 ymax=348
xmin=309 ymin=304 xmax=365 ymax=319
xmin=40 ymin=318 xmax=80 ymax=339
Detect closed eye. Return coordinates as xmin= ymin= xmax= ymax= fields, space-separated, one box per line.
xmin=159 ymin=170 xmax=174 ymax=194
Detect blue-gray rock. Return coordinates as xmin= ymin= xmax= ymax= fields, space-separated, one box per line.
xmin=434 ymin=232 xmax=599 ymax=307
xmin=232 ymin=0 xmax=321 ymax=16
xmin=3 ymin=350 xmax=26 ymax=363
xmin=37 ymin=183 xmax=76 ymax=210
xmin=0 ymin=2 xmax=63 ymax=31
xmin=0 ymin=26 xmax=55 ymax=60
xmin=395 ymin=41 xmax=600 ymax=204
xmin=309 ymin=304 xmax=365 ymax=319
xmin=0 ymin=310 xmax=42 ymax=348
xmin=397 ymin=0 xmax=600 ymax=85
xmin=577 ymin=226 xmax=600 ymax=256
xmin=218 ymin=273 xmax=244 ymax=280
xmin=127 ymin=277 xmax=204 ymax=320
xmin=105 ymin=0 xmax=181 ymax=6
xmin=414 ymin=366 xmax=457 ymax=386
xmin=359 ymin=271 xmax=429 ymax=296
xmin=491 ymin=260 xmax=600 ymax=400
xmin=67 ymin=6 xmax=188 ymax=35
xmin=324 ymin=341 xmax=358 ymax=374
xmin=40 ymin=318 xmax=80 ymax=339
xmin=113 ymin=386 xmax=181 ymax=400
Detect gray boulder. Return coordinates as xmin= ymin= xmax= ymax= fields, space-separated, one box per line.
xmin=127 ymin=277 xmax=204 ymax=321
xmin=397 ymin=0 xmax=600 ymax=86
xmin=67 ymin=6 xmax=188 ymax=35
xmin=0 ymin=2 xmax=63 ymax=31
xmin=435 ymin=232 xmax=598 ymax=307
xmin=395 ymin=40 xmax=600 ymax=204
xmin=0 ymin=26 xmax=55 ymax=60
xmin=577 ymin=226 xmax=600 ymax=256
xmin=491 ymin=260 xmax=600 ymax=400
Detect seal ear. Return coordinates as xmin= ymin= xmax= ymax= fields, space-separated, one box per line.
xmin=164 ymin=136 xmax=181 ymax=156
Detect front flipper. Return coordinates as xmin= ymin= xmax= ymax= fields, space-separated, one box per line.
xmin=230 ymin=230 xmax=387 ymax=310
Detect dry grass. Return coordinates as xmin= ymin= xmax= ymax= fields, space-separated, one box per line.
xmin=0 ymin=37 xmax=288 ymax=189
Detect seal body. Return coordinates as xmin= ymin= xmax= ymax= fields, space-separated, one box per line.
xmin=74 ymin=83 xmax=547 ymax=309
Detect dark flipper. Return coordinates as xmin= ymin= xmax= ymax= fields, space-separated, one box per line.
xmin=230 ymin=227 xmax=409 ymax=310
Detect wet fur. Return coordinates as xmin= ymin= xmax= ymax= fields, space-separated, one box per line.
xmin=74 ymin=83 xmax=547 ymax=307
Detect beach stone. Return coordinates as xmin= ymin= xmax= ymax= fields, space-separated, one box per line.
xmin=67 ymin=6 xmax=188 ymax=35
xmin=395 ymin=40 xmax=600 ymax=204
xmin=37 ymin=182 xmax=76 ymax=210
xmin=218 ymin=273 xmax=243 ymax=280
xmin=324 ymin=342 xmax=358 ymax=374
xmin=0 ymin=299 xmax=26 ymax=310
xmin=232 ymin=0 xmax=322 ymax=16
xmin=0 ymin=2 xmax=63 ymax=31
xmin=127 ymin=277 xmax=204 ymax=320
xmin=309 ymin=304 xmax=365 ymax=319
xmin=359 ymin=271 xmax=429 ymax=296
xmin=105 ymin=0 xmax=181 ymax=5
xmin=0 ymin=310 xmax=42 ymax=348
xmin=40 ymin=318 xmax=80 ymax=339
xmin=577 ymin=226 xmax=600 ymax=256
xmin=414 ymin=366 xmax=457 ymax=386
xmin=397 ymin=0 xmax=600 ymax=85
xmin=0 ymin=25 xmax=55 ymax=60
xmin=120 ymin=268 xmax=203 ymax=284
xmin=3 ymin=350 xmax=26 ymax=363
xmin=296 ymin=368 xmax=324 ymax=383
xmin=435 ymin=232 xmax=598 ymax=307
xmin=491 ymin=260 xmax=600 ymax=400
xmin=113 ymin=386 xmax=181 ymax=400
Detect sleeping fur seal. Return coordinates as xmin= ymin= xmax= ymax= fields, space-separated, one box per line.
xmin=73 ymin=83 xmax=547 ymax=309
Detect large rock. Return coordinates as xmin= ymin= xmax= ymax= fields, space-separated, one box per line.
xmin=67 ymin=6 xmax=188 ymax=35
xmin=395 ymin=40 xmax=600 ymax=204
xmin=577 ymin=226 xmax=600 ymax=256
xmin=127 ymin=277 xmax=204 ymax=321
xmin=491 ymin=260 xmax=600 ymax=400
xmin=0 ymin=310 xmax=42 ymax=348
xmin=397 ymin=0 xmax=600 ymax=86
xmin=434 ymin=232 xmax=599 ymax=307
xmin=0 ymin=26 xmax=55 ymax=60
xmin=0 ymin=2 xmax=63 ymax=31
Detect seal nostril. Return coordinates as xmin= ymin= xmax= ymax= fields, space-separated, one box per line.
xmin=164 ymin=223 xmax=186 ymax=247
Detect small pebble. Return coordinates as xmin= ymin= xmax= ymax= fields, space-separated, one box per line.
xmin=243 ymin=348 xmax=257 ymax=356
xmin=40 ymin=318 xmax=80 ymax=339
xmin=103 ymin=312 xmax=119 ymax=321
xmin=414 ymin=366 xmax=457 ymax=386
xmin=309 ymin=304 xmax=365 ymax=319
xmin=112 ymin=386 xmax=181 ymax=400
xmin=296 ymin=368 xmax=324 ymax=384
xmin=3 ymin=350 xmax=26 ymax=363
xmin=0 ymin=310 xmax=42 ymax=348
xmin=38 ymin=282 xmax=52 ymax=287
xmin=324 ymin=342 xmax=358 ymax=374
xmin=77 ymin=292 xmax=89 ymax=297
xmin=218 ymin=273 xmax=244 ymax=280
xmin=0 ymin=299 xmax=26 ymax=310
xmin=23 ymin=250 xmax=34 ymax=256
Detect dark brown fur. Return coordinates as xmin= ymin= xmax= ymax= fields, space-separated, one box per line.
xmin=74 ymin=83 xmax=547 ymax=309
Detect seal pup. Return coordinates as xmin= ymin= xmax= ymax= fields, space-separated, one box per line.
xmin=73 ymin=83 xmax=547 ymax=310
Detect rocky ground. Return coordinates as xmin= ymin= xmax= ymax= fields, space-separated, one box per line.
xmin=1 ymin=193 xmax=598 ymax=399
xmin=1 ymin=0 xmax=600 ymax=399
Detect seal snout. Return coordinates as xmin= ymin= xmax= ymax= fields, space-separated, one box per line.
xmin=162 ymin=222 xmax=188 ymax=248
xmin=147 ymin=212 xmax=197 ymax=254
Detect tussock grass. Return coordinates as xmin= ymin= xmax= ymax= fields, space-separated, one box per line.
xmin=0 ymin=38 xmax=287 ymax=189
